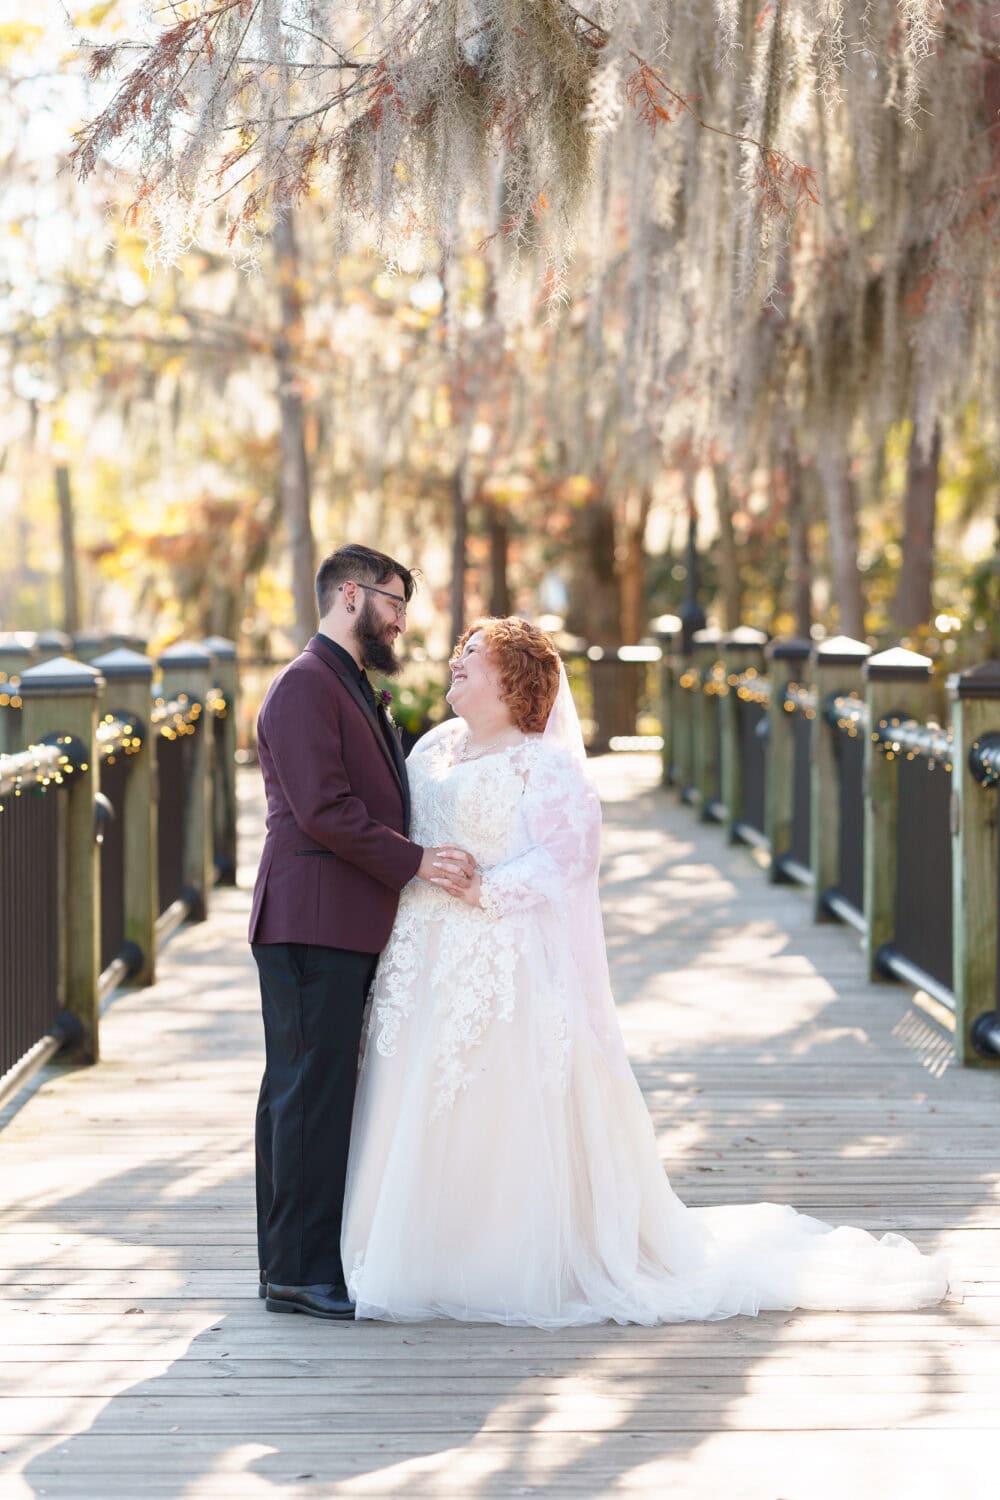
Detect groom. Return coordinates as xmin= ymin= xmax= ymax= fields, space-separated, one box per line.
xmin=249 ymin=543 xmax=474 ymax=1319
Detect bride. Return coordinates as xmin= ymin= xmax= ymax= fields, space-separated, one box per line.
xmin=342 ymin=617 xmax=950 ymax=1326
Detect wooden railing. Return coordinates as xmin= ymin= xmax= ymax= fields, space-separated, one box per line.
xmin=0 ymin=638 xmax=238 ymax=1102
xmin=656 ymin=625 xmax=1000 ymax=1068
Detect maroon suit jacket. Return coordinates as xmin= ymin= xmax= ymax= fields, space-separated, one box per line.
xmin=249 ymin=636 xmax=424 ymax=953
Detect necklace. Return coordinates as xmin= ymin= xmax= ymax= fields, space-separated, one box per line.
xmin=455 ymin=728 xmax=523 ymax=763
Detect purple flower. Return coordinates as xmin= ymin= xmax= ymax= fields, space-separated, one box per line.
xmin=378 ymin=688 xmax=393 ymax=708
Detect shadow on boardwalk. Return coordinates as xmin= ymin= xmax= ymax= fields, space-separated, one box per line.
xmin=3 ymin=759 xmax=999 ymax=1498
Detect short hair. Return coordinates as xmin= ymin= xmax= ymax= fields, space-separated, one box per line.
xmin=315 ymin=544 xmax=417 ymax=616
xmin=452 ymin=617 xmax=561 ymax=734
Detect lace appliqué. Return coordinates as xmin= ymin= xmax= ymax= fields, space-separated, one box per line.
xmin=368 ymin=734 xmax=584 ymax=1112
xmin=428 ymin=912 xmax=520 ymax=1117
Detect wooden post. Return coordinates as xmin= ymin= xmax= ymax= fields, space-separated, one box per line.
xmin=765 ymin=636 xmax=813 ymax=881
xmin=721 ymin=627 xmax=768 ymax=843
xmin=651 ymin=615 xmax=681 ymax=787
xmin=692 ymin=628 xmax=723 ymax=818
xmin=73 ymin=632 xmax=111 ymax=665
xmin=34 ymin=630 xmax=73 ymax=664
xmin=949 ymin=661 xmax=1000 ymax=1067
xmin=0 ymin=637 xmax=33 ymax=756
xmin=202 ymin=636 xmax=239 ymax=886
xmin=20 ymin=655 xmax=104 ymax=1063
xmin=811 ymin=636 xmax=871 ymax=920
xmin=863 ymin=646 xmax=934 ymax=982
xmin=92 ymin=648 xmax=158 ymax=987
xmin=159 ymin=642 xmax=215 ymax=921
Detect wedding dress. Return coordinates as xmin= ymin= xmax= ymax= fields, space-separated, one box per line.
xmin=341 ymin=673 xmax=950 ymax=1326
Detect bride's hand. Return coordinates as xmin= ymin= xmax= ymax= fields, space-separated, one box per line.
xmin=432 ymin=869 xmax=482 ymax=908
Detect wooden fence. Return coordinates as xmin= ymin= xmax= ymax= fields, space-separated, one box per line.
xmin=657 ymin=625 xmax=1000 ymax=1068
xmin=0 ymin=637 xmax=238 ymax=1103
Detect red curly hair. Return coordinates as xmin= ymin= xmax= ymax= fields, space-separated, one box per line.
xmin=452 ymin=618 xmax=561 ymax=734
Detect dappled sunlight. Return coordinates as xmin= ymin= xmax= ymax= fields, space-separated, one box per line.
xmin=839 ymin=1134 xmax=911 ymax=1159
xmin=893 ymin=1008 xmax=957 ymax=1079
xmin=2 ymin=762 xmax=998 ymax=1495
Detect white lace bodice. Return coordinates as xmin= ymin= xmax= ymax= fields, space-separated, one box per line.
xmin=366 ymin=719 xmax=601 ymax=1111
xmin=407 ymin=722 xmax=537 ymax=870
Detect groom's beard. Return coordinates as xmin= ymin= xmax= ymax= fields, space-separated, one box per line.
xmin=355 ymin=596 xmax=403 ymax=676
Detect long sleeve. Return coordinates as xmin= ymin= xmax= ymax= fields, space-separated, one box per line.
xmin=260 ymin=669 xmax=423 ymax=892
xmin=478 ymin=749 xmax=601 ymax=920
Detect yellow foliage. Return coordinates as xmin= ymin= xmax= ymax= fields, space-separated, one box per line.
xmin=0 ymin=22 xmax=45 ymax=62
xmin=71 ymin=3 xmax=120 ymax=29
xmin=558 ymin=474 xmax=595 ymax=505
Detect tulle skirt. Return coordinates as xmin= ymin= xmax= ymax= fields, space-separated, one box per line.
xmin=341 ymin=913 xmax=952 ymax=1327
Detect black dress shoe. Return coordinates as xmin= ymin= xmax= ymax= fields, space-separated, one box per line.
xmin=258 ymin=1270 xmax=267 ymax=1299
xmin=265 ymin=1282 xmax=356 ymax=1320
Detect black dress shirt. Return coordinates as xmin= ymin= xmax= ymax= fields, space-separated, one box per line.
xmin=316 ymin=633 xmax=399 ymax=764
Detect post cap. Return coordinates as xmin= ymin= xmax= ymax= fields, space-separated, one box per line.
xmin=723 ymin=626 xmax=768 ymax=652
xmin=0 ymin=636 xmax=35 ymax=663
xmin=766 ymin=635 xmax=813 ymax=662
xmin=649 ymin=613 xmax=682 ymax=639
xmin=865 ymin=645 xmax=933 ymax=682
xmin=159 ymin=641 xmax=214 ymax=670
xmin=19 ymin=655 xmax=105 ymax=696
xmin=692 ymin=627 xmax=723 ymax=649
xmin=200 ymin=635 xmax=237 ymax=660
xmin=948 ymin=660 xmax=1000 ymax=701
xmin=35 ymin=629 xmax=73 ymax=654
xmin=91 ymin=647 xmax=154 ymax=682
xmin=814 ymin=635 xmax=871 ymax=666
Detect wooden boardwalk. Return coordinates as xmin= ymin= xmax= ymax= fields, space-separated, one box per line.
xmin=2 ymin=756 xmax=1000 ymax=1498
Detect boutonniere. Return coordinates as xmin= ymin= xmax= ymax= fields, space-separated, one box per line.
xmin=377 ymin=687 xmax=398 ymax=730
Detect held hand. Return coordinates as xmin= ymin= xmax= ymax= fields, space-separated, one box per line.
xmin=416 ymin=845 xmax=475 ymax=885
xmin=432 ymin=870 xmax=483 ymax=908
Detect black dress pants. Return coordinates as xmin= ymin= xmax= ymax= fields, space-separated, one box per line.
xmin=252 ymin=942 xmax=378 ymax=1287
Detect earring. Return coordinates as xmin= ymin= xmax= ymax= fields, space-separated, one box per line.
xmin=346 ymin=604 xmax=356 ymax=614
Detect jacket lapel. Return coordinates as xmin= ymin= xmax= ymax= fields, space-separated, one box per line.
xmin=379 ymin=701 xmax=411 ymax=829
xmin=305 ymin=637 xmax=406 ymax=800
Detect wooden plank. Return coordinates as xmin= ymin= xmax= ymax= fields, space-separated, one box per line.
xmin=1 ymin=757 xmax=999 ymax=1500
xmin=4 ymin=1391 xmax=1000 ymax=1433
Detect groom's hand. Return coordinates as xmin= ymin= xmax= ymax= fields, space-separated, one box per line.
xmin=416 ymin=845 xmax=475 ymax=886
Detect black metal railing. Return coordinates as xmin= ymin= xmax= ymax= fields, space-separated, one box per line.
xmin=732 ymin=671 xmax=769 ymax=837
xmin=0 ymin=749 xmax=75 ymax=1080
xmin=152 ymin=696 xmax=202 ymax=916
xmin=823 ymin=694 xmax=867 ymax=926
xmin=786 ymin=687 xmax=816 ymax=876
xmin=208 ymin=687 xmax=236 ymax=882
xmin=1 ymin=637 xmax=238 ymax=1096
xmin=702 ymin=661 xmax=726 ymax=819
xmin=96 ymin=713 xmax=145 ymax=975
xmin=871 ymin=716 xmax=955 ymax=1001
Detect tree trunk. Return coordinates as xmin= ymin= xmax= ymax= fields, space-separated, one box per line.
xmin=821 ymin=455 xmax=865 ymax=638
xmin=712 ymin=463 xmax=743 ymax=630
xmin=484 ymin=499 xmax=511 ymax=618
xmin=619 ymin=485 xmax=653 ymax=644
xmin=54 ymin=464 xmax=81 ymax=636
xmin=273 ymin=210 xmax=316 ymax=648
xmin=565 ymin=493 xmax=619 ymax=646
xmin=450 ymin=465 xmax=467 ymax=643
xmin=893 ymin=421 xmax=941 ymax=633
xmin=784 ymin=444 xmax=812 ymax=636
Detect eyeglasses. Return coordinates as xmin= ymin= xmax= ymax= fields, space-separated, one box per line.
xmin=341 ymin=582 xmax=408 ymax=620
